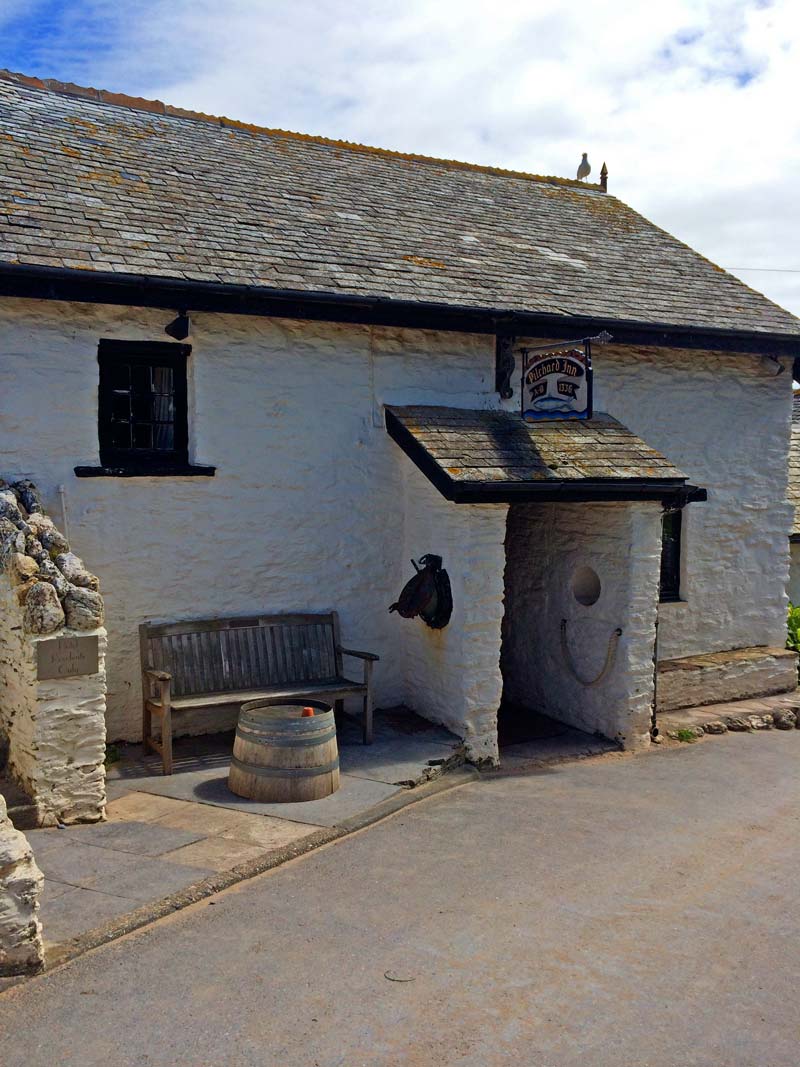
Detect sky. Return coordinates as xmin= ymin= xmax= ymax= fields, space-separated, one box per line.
xmin=1 ymin=0 xmax=799 ymax=316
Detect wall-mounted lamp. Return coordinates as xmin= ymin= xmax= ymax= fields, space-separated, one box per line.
xmin=165 ymin=310 xmax=191 ymax=341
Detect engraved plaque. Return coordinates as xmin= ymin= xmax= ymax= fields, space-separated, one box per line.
xmin=37 ymin=635 xmax=99 ymax=680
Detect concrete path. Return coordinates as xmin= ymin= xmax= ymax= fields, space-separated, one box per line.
xmin=2 ymin=732 xmax=799 ymax=1066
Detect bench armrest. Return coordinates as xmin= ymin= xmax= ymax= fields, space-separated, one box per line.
xmin=144 ymin=668 xmax=172 ymax=682
xmin=337 ymin=647 xmax=379 ymax=662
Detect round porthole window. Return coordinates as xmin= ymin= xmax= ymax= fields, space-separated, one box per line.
xmin=572 ymin=566 xmax=601 ymax=606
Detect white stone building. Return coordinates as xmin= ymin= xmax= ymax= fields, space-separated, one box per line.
xmin=786 ymin=396 xmax=800 ymax=605
xmin=0 ymin=69 xmax=798 ymax=769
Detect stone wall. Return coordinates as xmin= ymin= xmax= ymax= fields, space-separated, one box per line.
xmin=0 ymin=793 xmax=44 ymax=976
xmin=0 ymin=481 xmax=106 ymax=825
xmin=502 ymin=501 xmax=663 ymax=750
xmin=0 ymin=298 xmax=793 ymax=744
xmin=657 ymin=646 xmax=798 ymax=713
xmin=400 ymin=463 xmax=507 ymax=764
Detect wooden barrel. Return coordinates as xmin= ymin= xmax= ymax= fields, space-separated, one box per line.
xmin=228 ymin=700 xmax=339 ymax=803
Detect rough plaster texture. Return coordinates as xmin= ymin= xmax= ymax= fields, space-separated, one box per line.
xmin=0 ymin=577 xmax=107 ymax=825
xmin=0 ymin=299 xmax=794 ymax=746
xmin=400 ymin=463 xmax=507 ymax=763
xmin=656 ymin=647 xmax=798 ymax=712
xmin=502 ymin=501 xmax=663 ymax=750
xmin=0 ymin=793 xmax=44 ymax=975
xmin=582 ymin=341 xmax=794 ymax=660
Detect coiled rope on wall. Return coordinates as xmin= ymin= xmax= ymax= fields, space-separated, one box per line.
xmin=560 ymin=619 xmax=622 ymax=688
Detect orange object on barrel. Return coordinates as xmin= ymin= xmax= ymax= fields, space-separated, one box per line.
xmin=301 ymin=706 xmax=315 ymax=717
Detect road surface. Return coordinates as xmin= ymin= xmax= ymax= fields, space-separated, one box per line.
xmin=2 ymin=732 xmax=799 ymax=1066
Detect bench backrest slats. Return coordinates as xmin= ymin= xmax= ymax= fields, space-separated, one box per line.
xmin=141 ymin=613 xmax=340 ymax=698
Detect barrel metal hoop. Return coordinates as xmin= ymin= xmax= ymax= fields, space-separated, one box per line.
xmin=234 ymin=726 xmax=337 ymax=748
xmin=230 ymin=755 xmax=339 ymax=779
xmin=238 ymin=712 xmax=334 ymax=735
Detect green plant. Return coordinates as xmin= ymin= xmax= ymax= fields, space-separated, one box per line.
xmin=104 ymin=743 xmax=121 ymax=767
xmin=787 ymin=603 xmax=800 ymax=654
xmin=675 ymin=728 xmax=700 ymax=743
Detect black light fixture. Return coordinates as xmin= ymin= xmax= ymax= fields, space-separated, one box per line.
xmin=165 ymin=310 xmax=190 ymax=341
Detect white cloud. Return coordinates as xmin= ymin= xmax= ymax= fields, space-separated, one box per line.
xmin=4 ymin=0 xmax=800 ymax=315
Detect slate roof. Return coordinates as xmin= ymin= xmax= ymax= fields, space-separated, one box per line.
xmin=386 ymin=406 xmax=696 ymax=503
xmin=1 ymin=69 xmax=799 ymax=339
xmin=788 ymin=395 xmax=800 ymax=537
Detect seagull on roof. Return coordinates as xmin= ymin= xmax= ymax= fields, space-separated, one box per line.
xmin=577 ymin=153 xmax=591 ymax=181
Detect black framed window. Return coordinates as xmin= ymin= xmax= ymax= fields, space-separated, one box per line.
xmin=659 ymin=508 xmax=682 ymax=602
xmin=98 ymin=340 xmax=190 ymax=471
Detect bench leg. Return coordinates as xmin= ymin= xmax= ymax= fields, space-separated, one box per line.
xmin=362 ymin=695 xmax=373 ymax=745
xmin=363 ymin=661 xmax=374 ymax=744
xmin=334 ymin=699 xmax=344 ymax=722
xmin=142 ymin=699 xmax=152 ymax=757
xmin=161 ymin=707 xmax=173 ymax=775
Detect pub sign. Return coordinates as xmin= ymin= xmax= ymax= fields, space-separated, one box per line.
xmin=521 ymin=343 xmax=593 ymax=422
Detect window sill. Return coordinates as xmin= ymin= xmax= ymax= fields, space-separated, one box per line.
xmin=74 ymin=464 xmax=216 ymax=478
xmin=658 ymin=596 xmax=687 ymax=605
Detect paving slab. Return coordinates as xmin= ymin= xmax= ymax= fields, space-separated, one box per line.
xmin=216 ymin=813 xmax=323 ymax=848
xmin=24 ymin=827 xmax=80 ymax=857
xmin=40 ymin=879 xmax=76 ymax=904
xmin=87 ymin=855 xmax=213 ymax=902
xmin=36 ymin=840 xmax=145 ymax=889
xmin=338 ymin=734 xmax=459 ymax=784
xmin=163 ymin=837 xmax=269 ymax=872
xmin=31 ymin=819 xmax=206 ymax=857
xmin=39 ymin=886 xmax=139 ymax=945
xmin=34 ymin=839 xmax=211 ymax=901
xmin=152 ymin=799 xmax=262 ymax=835
xmin=126 ymin=765 xmax=401 ymax=827
xmin=105 ymin=792 xmax=199 ymax=823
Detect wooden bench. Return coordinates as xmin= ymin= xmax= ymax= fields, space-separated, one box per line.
xmin=139 ymin=612 xmax=378 ymax=774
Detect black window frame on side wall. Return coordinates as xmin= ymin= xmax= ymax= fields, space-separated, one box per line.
xmin=75 ymin=339 xmax=215 ymax=478
xmin=659 ymin=507 xmax=683 ymax=603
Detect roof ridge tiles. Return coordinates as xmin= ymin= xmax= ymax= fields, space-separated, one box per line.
xmin=0 ymin=67 xmax=601 ymax=192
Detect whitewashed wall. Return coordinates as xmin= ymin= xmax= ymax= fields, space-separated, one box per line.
xmin=401 ymin=463 xmax=507 ymax=763
xmin=502 ymin=501 xmax=662 ymax=749
xmin=0 ymin=298 xmax=793 ymax=743
xmin=585 ymin=342 xmax=793 ymax=659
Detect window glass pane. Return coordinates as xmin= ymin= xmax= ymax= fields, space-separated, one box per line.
xmin=153 ymin=424 xmax=175 ymax=450
xmin=152 ymin=393 xmax=174 ymax=422
xmin=131 ymin=389 xmax=153 ymax=422
xmin=152 ymin=366 xmax=173 ymax=394
xmin=659 ymin=510 xmax=682 ymax=600
xmin=131 ymin=363 xmax=151 ymax=394
xmin=133 ymin=423 xmax=153 ymax=449
xmin=109 ymin=362 xmax=130 ymax=390
xmin=111 ymin=392 xmax=130 ymax=421
xmin=111 ymin=422 xmax=132 ymax=449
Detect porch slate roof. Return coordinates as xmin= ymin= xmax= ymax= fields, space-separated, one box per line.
xmin=386 ymin=406 xmax=699 ymax=504
xmin=1 ymin=69 xmax=799 ymax=339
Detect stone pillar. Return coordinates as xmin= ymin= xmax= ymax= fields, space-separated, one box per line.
xmin=0 ymin=794 xmax=44 ymax=976
xmin=399 ymin=463 xmax=508 ymax=764
xmin=0 ymin=481 xmax=106 ymax=825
